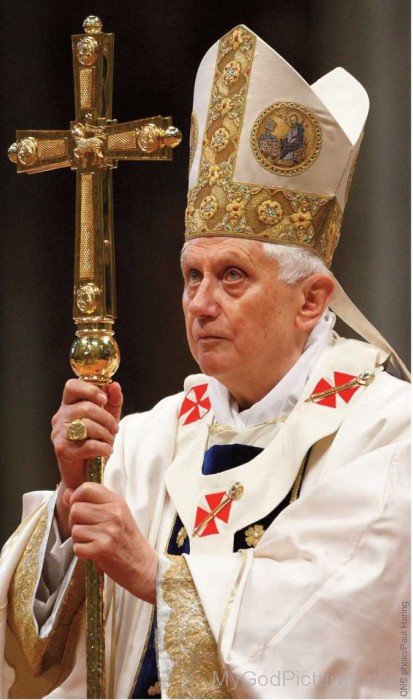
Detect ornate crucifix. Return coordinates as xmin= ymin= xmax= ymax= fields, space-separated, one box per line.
xmin=8 ymin=15 xmax=181 ymax=698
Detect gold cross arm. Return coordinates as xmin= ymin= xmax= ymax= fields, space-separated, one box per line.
xmin=106 ymin=117 xmax=181 ymax=162
xmin=8 ymin=117 xmax=181 ymax=174
xmin=8 ymin=129 xmax=71 ymax=173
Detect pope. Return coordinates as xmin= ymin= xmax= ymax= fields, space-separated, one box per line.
xmin=52 ymin=233 xmax=335 ymax=604
xmin=0 ymin=25 xmax=410 ymax=700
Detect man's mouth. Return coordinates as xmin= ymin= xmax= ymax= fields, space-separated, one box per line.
xmin=196 ymin=334 xmax=228 ymax=342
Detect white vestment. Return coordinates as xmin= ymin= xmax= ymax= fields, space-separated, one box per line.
xmin=0 ymin=334 xmax=410 ymax=699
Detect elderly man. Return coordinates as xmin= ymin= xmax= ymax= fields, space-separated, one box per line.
xmin=1 ymin=25 xmax=410 ymax=700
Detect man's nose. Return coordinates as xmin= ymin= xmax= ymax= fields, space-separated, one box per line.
xmin=187 ymin=278 xmax=219 ymax=318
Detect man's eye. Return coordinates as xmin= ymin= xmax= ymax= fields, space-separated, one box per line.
xmin=224 ymin=268 xmax=243 ymax=282
xmin=188 ymin=269 xmax=201 ymax=283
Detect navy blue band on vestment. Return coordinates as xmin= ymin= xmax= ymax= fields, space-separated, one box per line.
xmin=202 ymin=443 xmax=263 ymax=475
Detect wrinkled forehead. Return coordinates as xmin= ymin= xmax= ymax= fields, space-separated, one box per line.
xmin=180 ymin=236 xmax=264 ymax=266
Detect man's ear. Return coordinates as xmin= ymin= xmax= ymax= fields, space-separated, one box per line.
xmin=295 ymin=274 xmax=335 ymax=331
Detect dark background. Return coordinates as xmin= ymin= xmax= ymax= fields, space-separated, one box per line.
xmin=0 ymin=0 xmax=410 ymax=542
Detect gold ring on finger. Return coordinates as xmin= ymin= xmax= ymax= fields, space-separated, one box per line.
xmin=66 ymin=418 xmax=88 ymax=441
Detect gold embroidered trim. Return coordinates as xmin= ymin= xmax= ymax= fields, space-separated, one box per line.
xmin=8 ymin=508 xmax=48 ymax=674
xmin=184 ymin=26 xmax=343 ymax=267
xmin=208 ymin=422 xmax=234 ymax=435
xmin=265 ymin=414 xmax=287 ymax=425
xmin=128 ymin=502 xmax=182 ymax=697
xmin=289 ymin=450 xmax=311 ymax=503
xmin=161 ymin=555 xmax=231 ymax=698
xmin=208 ymin=413 xmax=287 ymax=435
xmin=217 ymin=549 xmax=249 ymax=654
xmin=8 ymin=507 xmax=85 ymax=676
xmin=189 ymin=111 xmax=198 ymax=171
xmin=42 ymin=560 xmax=85 ymax=671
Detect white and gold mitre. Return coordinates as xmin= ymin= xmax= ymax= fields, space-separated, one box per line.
xmin=185 ymin=26 xmax=410 ymax=379
xmin=185 ymin=25 xmax=368 ymax=268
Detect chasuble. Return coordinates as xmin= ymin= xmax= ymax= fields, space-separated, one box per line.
xmin=0 ymin=335 xmax=409 ymax=698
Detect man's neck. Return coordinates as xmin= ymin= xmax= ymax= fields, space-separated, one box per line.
xmin=208 ymin=310 xmax=336 ymax=429
xmin=229 ymin=344 xmax=304 ymax=410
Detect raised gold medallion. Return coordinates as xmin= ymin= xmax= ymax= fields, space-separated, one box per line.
xmin=251 ymin=101 xmax=322 ymax=176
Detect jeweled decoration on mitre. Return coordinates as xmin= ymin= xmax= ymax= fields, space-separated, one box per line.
xmin=185 ymin=26 xmax=368 ymax=267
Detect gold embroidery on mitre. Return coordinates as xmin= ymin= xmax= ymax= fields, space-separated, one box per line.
xmin=184 ymin=26 xmax=344 ymax=267
xmin=162 ymin=555 xmax=230 ymax=698
xmin=251 ymin=102 xmax=322 ymax=176
xmin=189 ymin=111 xmax=198 ymax=171
xmin=7 ymin=507 xmax=85 ymax=676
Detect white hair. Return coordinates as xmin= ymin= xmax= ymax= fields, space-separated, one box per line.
xmin=260 ymin=242 xmax=331 ymax=284
xmin=181 ymin=239 xmax=331 ymax=284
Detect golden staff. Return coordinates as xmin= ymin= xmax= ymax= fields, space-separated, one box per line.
xmin=8 ymin=15 xmax=181 ymax=698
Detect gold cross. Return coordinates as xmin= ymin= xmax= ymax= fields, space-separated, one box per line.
xmin=8 ymin=14 xmax=181 ymax=334
xmin=8 ymin=16 xmax=181 ymax=699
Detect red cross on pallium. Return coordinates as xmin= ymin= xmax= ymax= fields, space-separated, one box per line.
xmin=310 ymin=372 xmax=360 ymax=408
xmin=178 ymin=383 xmax=211 ymax=425
xmin=194 ymin=492 xmax=232 ymax=536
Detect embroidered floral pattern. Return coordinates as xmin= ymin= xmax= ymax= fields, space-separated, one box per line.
xmin=160 ymin=555 xmax=231 ymax=698
xmin=199 ymin=195 xmax=218 ymax=219
xmin=290 ymin=208 xmax=313 ymax=233
xmin=257 ymin=199 xmax=283 ymax=225
xmin=226 ymin=199 xmax=245 ymax=225
xmin=231 ymin=27 xmax=245 ymax=50
xmin=245 ymin=523 xmax=265 ymax=547
xmin=222 ymin=60 xmax=241 ymax=85
xmin=208 ymin=164 xmax=222 ymax=186
xmin=211 ymin=127 xmax=230 ymax=152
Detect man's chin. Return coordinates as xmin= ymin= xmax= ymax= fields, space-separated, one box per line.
xmin=196 ymin=352 xmax=231 ymax=381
